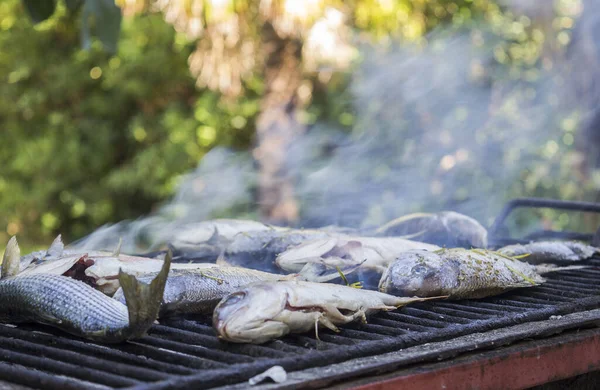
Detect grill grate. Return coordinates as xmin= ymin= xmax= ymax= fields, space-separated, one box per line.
xmin=0 ymin=258 xmax=598 ymax=390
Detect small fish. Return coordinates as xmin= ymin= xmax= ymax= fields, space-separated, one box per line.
xmin=168 ymin=219 xmax=279 ymax=250
xmin=213 ymin=280 xmax=443 ymax=344
xmin=276 ymin=236 xmax=439 ymax=274
xmin=0 ymin=237 xmax=171 ymax=343
xmin=378 ymin=248 xmax=573 ymax=300
xmin=210 ymin=229 xmax=347 ymax=273
xmin=112 ymin=266 xmax=294 ymax=317
xmin=18 ymin=236 xmax=217 ymax=296
xmin=498 ymin=241 xmax=599 ymax=264
xmin=82 ymin=254 xmax=217 ymax=295
xmin=375 ymin=211 xmax=488 ymax=248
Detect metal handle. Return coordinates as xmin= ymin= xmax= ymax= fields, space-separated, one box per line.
xmin=489 ymin=197 xmax=600 ymax=245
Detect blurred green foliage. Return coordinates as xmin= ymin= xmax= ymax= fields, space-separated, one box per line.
xmin=0 ymin=0 xmax=593 ymax=253
xmin=0 ymin=0 xmax=260 ymax=250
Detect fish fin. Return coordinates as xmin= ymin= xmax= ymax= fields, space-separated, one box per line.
xmin=37 ymin=311 xmax=63 ymax=326
xmin=375 ymin=212 xmax=434 ymax=235
xmin=297 ymin=262 xmax=361 ymax=283
xmin=1 ymin=236 xmax=21 ymax=279
xmin=19 ymin=254 xmax=84 ymax=277
xmin=118 ymin=249 xmax=171 ymax=339
xmin=206 ymin=227 xmax=221 ymax=245
xmin=535 ymin=264 xmax=591 ymax=274
xmin=46 ymin=234 xmax=64 ymax=258
xmin=112 ymin=238 xmax=123 ymax=257
xmin=215 ymin=250 xmax=232 ymax=267
xmin=505 ymin=280 xmax=544 ymax=289
xmin=392 ymin=295 xmax=448 ymax=308
xmin=317 ymin=313 xmax=339 ymax=332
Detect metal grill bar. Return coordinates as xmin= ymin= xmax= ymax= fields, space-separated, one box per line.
xmin=0 ymin=253 xmax=598 ymax=388
xmin=0 ymin=361 xmax=109 ymax=390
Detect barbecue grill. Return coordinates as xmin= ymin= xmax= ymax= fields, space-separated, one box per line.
xmin=1 ymin=197 xmax=599 ymax=390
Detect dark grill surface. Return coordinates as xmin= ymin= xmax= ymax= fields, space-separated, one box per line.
xmin=1 ymin=257 xmax=600 ymax=390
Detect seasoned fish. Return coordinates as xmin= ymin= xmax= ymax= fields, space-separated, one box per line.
xmin=375 ymin=211 xmax=488 ymax=248
xmin=498 ymin=241 xmax=599 ymax=264
xmin=276 ymin=236 xmax=439 ymax=274
xmin=0 ymin=237 xmax=171 ymax=343
xmin=112 ymin=266 xmax=293 ymax=317
xmin=213 ymin=280 xmax=442 ymax=344
xmin=379 ymin=248 xmax=554 ymax=300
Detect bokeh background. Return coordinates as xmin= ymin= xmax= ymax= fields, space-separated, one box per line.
xmin=2 ymin=0 xmax=600 ymax=253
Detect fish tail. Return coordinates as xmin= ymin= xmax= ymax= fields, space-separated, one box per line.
xmin=535 ymin=264 xmax=591 ymax=274
xmin=118 ymin=250 xmax=171 ymax=339
xmin=1 ymin=236 xmax=20 ymax=279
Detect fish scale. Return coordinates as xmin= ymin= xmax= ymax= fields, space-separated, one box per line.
xmin=0 ymin=274 xmax=129 ymax=336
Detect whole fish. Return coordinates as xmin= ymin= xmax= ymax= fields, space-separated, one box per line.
xmin=213 ymin=229 xmax=347 ymax=273
xmin=378 ymin=248 xmax=580 ymax=300
xmin=82 ymin=254 xmax=217 ymax=295
xmin=18 ymin=236 xmax=217 ymax=296
xmin=213 ymin=280 xmax=443 ymax=344
xmin=375 ymin=211 xmax=488 ymax=248
xmin=498 ymin=241 xmax=599 ymax=264
xmin=0 ymin=237 xmax=171 ymax=343
xmin=167 ymin=219 xmax=280 ymax=252
xmin=112 ymin=266 xmax=295 ymax=317
xmin=276 ymin=236 xmax=440 ymax=274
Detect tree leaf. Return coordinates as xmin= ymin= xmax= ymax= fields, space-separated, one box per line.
xmin=81 ymin=0 xmax=122 ymax=53
xmin=65 ymin=0 xmax=84 ymax=12
xmin=21 ymin=0 xmax=57 ymax=23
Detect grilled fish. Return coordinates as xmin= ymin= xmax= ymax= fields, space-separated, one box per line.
xmin=167 ymin=219 xmax=279 ymax=252
xmin=498 ymin=241 xmax=599 ymax=264
xmin=375 ymin=211 xmax=488 ymax=248
xmin=0 ymin=237 xmax=171 ymax=343
xmin=276 ymin=236 xmax=439 ymax=274
xmin=213 ymin=280 xmax=443 ymax=344
xmin=211 ymin=229 xmax=347 ymax=273
xmin=378 ymin=248 xmax=562 ymax=299
xmin=18 ymin=235 xmax=217 ymax=296
xmin=112 ymin=266 xmax=294 ymax=317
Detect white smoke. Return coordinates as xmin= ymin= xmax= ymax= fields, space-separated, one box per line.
xmin=73 ymin=9 xmax=599 ymax=252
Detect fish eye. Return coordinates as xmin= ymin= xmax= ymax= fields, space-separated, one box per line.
xmin=222 ymin=292 xmax=246 ymax=307
xmin=411 ymin=265 xmax=429 ymax=275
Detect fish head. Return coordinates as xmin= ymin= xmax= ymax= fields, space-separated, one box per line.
xmin=379 ymin=250 xmax=459 ymax=297
xmin=213 ymin=283 xmax=289 ymax=343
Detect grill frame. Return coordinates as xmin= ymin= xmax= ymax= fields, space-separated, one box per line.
xmin=1 ymin=197 xmax=600 ymax=389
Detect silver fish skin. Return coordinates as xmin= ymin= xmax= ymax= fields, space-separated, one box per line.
xmin=498 ymin=241 xmax=599 ymax=264
xmin=375 ymin=211 xmax=488 ymax=248
xmin=0 ymin=238 xmax=171 ymax=343
xmin=83 ymin=256 xmax=217 ymax=295
xmin=213 ymin=280 xmax=440 ymax=344
xmin=216 ymin=229 xmax=347 ymax=273
xmin=168 ymin=219 xmax=279 ymax=250
xmin=112 ymin=267 xmax=290 ymax=317
xmin=379 ymin=248 xmax=545 ymax=300
xmin=276 ymin=236 xmax=439 ymax=273
xmin=18 ymin=243 xmax=216 ymax=296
